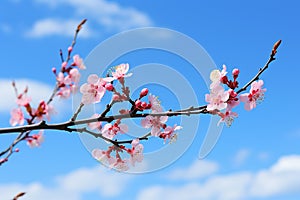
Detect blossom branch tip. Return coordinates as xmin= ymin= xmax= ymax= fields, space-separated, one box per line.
xmin=271 ymin=39 xmax=282 ymax=56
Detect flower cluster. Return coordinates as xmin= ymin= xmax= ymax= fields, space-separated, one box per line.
xmin=53 ymin=53 xmax=86 ymax=98
xmin=205 ymin=65 xmax=266 ymax=126
xmin=9 ymin=46 xmax=86 ymax=150
xmin=83 ymin=64 xmax=182 ymax=171
xmin=92 ymin=139 xmax=144 ymax=171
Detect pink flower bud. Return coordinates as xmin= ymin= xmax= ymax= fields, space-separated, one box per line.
xmin=105 ymin=83 xmax=114 ymax=91
xmin=139 ymin=88 xmax=149 ymax=98
xmin=113 ymin=94 xmax=120 ymax=101
xmin=135 ymin=100 xmax=142 ymax=107
xmin=68 ymin=46 xmax=73 ymax=52
xmin=61 ymin=61 xmax=67 ymax=69
xmin=232 ymin=68 xmax=240 ymax=76
xmin=141 ymin=101 xmax=148 ymax=108
xmin=52 ymin=67 xmax=57 ymax=74
xmin=15 ymin=148 xmax=20 ymax=152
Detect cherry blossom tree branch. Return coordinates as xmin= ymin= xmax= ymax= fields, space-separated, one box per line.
xmin=0 ymin=40 xmax=281 ymax=137
xmin=236 ymin=40 xmax=281 ymax=94
xmin=0 ymin=19 xmax=87 ymax=165
xmin=0 ymin=16 xmax=280 ymax=167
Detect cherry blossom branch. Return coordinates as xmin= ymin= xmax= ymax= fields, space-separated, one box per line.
xmin=0 ymin=39 xmax=281 ymax=135
xmin=0 ymin=19 xmax=87 ymax=165
xmin=236 ymin=40 xmax=281 ymax=94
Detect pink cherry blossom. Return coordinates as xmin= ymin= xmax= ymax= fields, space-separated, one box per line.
xmin=56 ymin=86 xmax=71 ymax=98
xmin=217 ymin=110 xmax=238 ymax=127
xmin=205 ymin=85 xmax=229 ymax=111
xmin=57 ymin=72 xmax=72 ymax=86
xmin=27 ymin=131 xmax=44 ymax=148
xmin=159 ymin=124 xmax=182 ymax=143
xmin=226 ymin=89 xmax=240 ymax=110
xmin=16 ymin=94 xmax=31 ymax=106
xmin=34 ymin=101 xmax=54 ymax=121
xmin=240 ymin=80 xmax=266 ymax=111
xmin=69 ymin=68 xmax=81 ymax=83
xmin=141 ymin=115 xmax=168 ymax=136
xmin=10 ymin=108 xmax=24 ymax=126
xmin=80 ymin=74 xmax=106 ymax=104
xmin=92 ymin=148 xmax=115 ymax=165
xmin=73 ymin=54 xmax=86 ymax=69
xmin=148 ymin=94 xmax=162 ymax=112
xmin=111 ymin=157 xmax=129 ymax=171
xmin=101 ymin=122 xmax=128 ymax=140
xmin=128 ymin=139 xmax=144 ymax=166
xmin=87 ymin=114 xmax=101 ymax=130
xmin=111 ymin=63 xmax=132 ymax=80
xmin=210 ymin=65 xmax=228 ymax=89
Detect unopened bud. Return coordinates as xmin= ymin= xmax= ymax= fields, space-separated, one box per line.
xmin=232 ymin=68 xmax=240 ymax=78
xmin=135 ymin=100 xmax=142 ymax=107
xmin=105 ymin=83 xmax=114 ymax=91
xmin=139 ymin=88 xmax=149 ymax=98
xmin=61 ymin=62 xmax=67 ymax=69
xmin=68 ymin=46 xmax=73 ymax=52
xmin=15 ymin=148 xmax=20 ymax=152
xmin=141 ymin=101 xmax=148 ymax=108
xmin=52 ymin=67 xmax=57 ymax=74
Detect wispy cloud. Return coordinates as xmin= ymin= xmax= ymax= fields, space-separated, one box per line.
xmin=0 ymin=79 xmax=67 ymax=122
xmin=0 ymin=79 xmax=54 ymax=112
xmin=167 ymin=159 xmax=219 ymax=180
xmin=28 ymin=0 xmax=153 ymax=38
xmin=0 ymin=165 xmax=131 ymax=200
xmin=137 ymin=155 xmax=300 ymax=200
xmin=26 ymin=18 xmax=93 ymax=38
xmin=233 ymin=148 xmax=251 ymax=167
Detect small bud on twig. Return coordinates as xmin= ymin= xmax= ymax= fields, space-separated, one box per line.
xmin=271 ymin=39 xmax=282 ymax=56
xmin=13 ymin=192 xmax=26 ymax=200
xmin=77 ymin=19 xmax=87 ymax=32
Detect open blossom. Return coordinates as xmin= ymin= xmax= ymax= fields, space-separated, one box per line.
xmin=16 ymin=94 xmax=31 ymax=106
xmin=128 ymin=139 xmax=144 ymax=166
xmin=148 ymin=94 xmax=162 ymax=112
xmin=10 ymin=108 xmax=24 ymax=126
xmin=92 ymin=148 xmax=116 ymax=165
xmin=27 ymin=131 xmax=44 ymax=148
xmin=218 ymin=110 xmax=238 ymax=127
xmin=227 ymin=89 xmax=240 ymax=110
xmin=101 ymin=122 xmax=128 ymax=140
xmin=34 ymin=101 xmax=54 ymax=121
xmin=240 ymin=80 xmax=266 ymax=111
xmin=205 ymin=85 xmax=229 ymax=111
xmin=111 ymin=157 xmax=129 ymax=171
xmin=159 ymin=124 xmax=182 ymax=143
xmin=210 ymin=65 xmax=227 ymax=89
xmin=73 ymin=54 xmax=86 ymax=69
xmin=80 ymin=74 xmax=107 ymax=104
xmin=141 ymin=115 xmax=168 ymax=136
xmin=111 ymin=63 xmax=132 ymax=80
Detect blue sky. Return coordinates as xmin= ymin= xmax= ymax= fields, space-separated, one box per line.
xmin=1 ymin=0 xmax=300 ymax=199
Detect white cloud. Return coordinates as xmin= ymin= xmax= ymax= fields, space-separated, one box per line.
xmin=0 ymin=79 xmax=54 ymax=112
xmin=29 ymin=0 xmax=153 ymax=38
xmin=168 ymin=159 xmax=219 ymax=180
xmin=0 ymin=165 xmax=131 ymax=200
xmin=0 ymin=79 xmax=68 ymax=122
xmin=250 ymin=155 xmax=300 ymax=197
xmin=137 ymin=155 xmax=300 ymax=200
xmin=26 ymin=18 xmax=93 ymax=38
xmin=233 ymin=148 xmax=251 ymax=166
